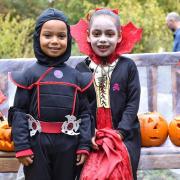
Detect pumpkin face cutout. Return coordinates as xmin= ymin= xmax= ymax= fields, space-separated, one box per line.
xmin=169 ymin=115 xmax=180 ymax=146
xmin=138 ymin=112 xmax=168 ymax=147
xmin=0 ymin=120 xmax=14 ymax=151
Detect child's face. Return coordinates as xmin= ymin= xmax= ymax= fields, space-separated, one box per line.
xmin=40 ymin=20 xmax=68 ymax=58
xmin=87 ymin=15 xmax=121 ymax=57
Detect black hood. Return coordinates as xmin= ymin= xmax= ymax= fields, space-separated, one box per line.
xmin=33 ymin=8 xmax=72 ymax=66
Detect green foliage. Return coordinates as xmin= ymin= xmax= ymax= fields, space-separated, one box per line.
xmin=108 ymin=0 xmax=173 ymax=53
xmin=0 ymin=0 xmax=177 ymax=57
xmin=55 ymin=0 xmax=86 ymax=24
xmin=0 ymin=0 xmax=49 ymax=18
xmin=0 ymin=13 xmax=35 ymax=58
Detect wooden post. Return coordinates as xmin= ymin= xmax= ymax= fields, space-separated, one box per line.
xmin=146 ymin=66 xmax=158 ymax=112
xmin=171 ymin=65 xmax=180 ymax=115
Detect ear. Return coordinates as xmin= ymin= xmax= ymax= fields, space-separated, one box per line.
xmin=117 ymin=34 xmax=122 ymax=43
xmin=87 ymin=30 xmax=91 ymax=43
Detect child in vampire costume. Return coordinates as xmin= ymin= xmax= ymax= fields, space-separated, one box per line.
xmin=71 ymin=8 xmax=142 ymax=180
xmin=8 ymin=8 xmax=93 ymax=180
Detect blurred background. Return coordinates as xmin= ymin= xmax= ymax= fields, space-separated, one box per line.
xmin=0 ymin=1 xmax=180 ymax=179
xmin=0 ymin=0 xmax=180 ymax=59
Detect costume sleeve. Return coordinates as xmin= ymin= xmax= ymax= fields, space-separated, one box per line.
xmin=8 ymin=87 xmax=33 ymax=156
xmin=76 ymin=92 xmax=93 ymax=153
xmin=117 ymin=61 xmax=140 ymax=138
xmin=173 ymin=31 xmax=180 ymax=52
xmin=76 ymin=62 xmax=96 ymax=137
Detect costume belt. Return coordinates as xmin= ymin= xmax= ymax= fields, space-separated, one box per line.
xmin=26 ymin=114 xmax=81 ymax=137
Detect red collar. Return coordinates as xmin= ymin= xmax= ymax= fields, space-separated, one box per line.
xmin=71 ymin=19 xmax=142 ymax=65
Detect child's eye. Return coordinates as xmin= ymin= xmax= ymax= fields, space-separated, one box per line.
xmin=58 ymin=34 xmax=67 ymax=39
xmin=106 ymin=31 xmax=116 ymax=37
xmin=43 ymin=34 xmax=51 ymax=38
xmin=92 ymin=31 xmax=101 ymax=37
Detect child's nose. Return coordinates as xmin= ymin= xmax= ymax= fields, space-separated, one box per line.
xmin=99 ymin=35 xmax=107 ymax=42
xmin=51 ymin=36 xmax=58 ymax=43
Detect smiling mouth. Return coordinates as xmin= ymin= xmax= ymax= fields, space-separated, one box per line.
xmin=49 ymin=47 xmax=60 ymax=51
xmin=98 ymin=45 xmax=109 ymax=52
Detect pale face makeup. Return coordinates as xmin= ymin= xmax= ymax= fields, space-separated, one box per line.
xmin=87 ymin=15 xmax=121 ymax=57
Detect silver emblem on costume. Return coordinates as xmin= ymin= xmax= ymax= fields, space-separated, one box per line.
xmin=61 ymin=115 xmax=81 ymax=136
xmin=27 ymin=114 xmax=41 ymax=137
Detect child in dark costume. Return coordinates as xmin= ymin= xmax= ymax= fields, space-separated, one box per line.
xmin=8 ymin=8 xmax=93 ymax=180
xmin=71 ymin=8 xmax=142 ymax=180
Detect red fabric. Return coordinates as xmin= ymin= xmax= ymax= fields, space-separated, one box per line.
xmin=16 ymin=149 xmax=33 ymax=158
xmin=96 ymin=107 xmax=113 ymax=129
xmin=76 ymin=149 xmax=90 ymax=156
xmin=71 ymin=19 xmax=142 ymax=65
xmin=80 ymin=129 xmax=133 ymax=180
xmin=0 ymin=90 xmax=6 ymax=104
xmin=40 ymin=121 xmax=63 ymax=133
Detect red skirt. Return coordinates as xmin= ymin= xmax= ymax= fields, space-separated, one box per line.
xmin=80 ymin=128 xmax=133 ymax=180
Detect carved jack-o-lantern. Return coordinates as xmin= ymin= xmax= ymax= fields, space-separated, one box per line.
xmin=169 ymin=115 xmax=180 ymax=146
xmin=0 ymin=118 xmax=14 ymax=151
xmin=138 ymin=112 xmax=168 ymax=147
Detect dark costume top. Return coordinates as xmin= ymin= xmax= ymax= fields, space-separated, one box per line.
xmin=76 ymin=56 xmax=141 ymax=180
xmin=8 ymin=8 xmax=93 ymax=157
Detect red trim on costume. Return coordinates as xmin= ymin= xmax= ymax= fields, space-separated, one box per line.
xmin=16 ymin=149 xmax=33 ymax=158
xmin=37 ymin=84 xmax=41 ymax=118
xmin=9 ymin=67 xmax=54 ymax=90
xmin=36 ymin=67 xmax=54 ymax=118
xmin=76 ymin=149 xmax=89 ymax=156
xmin=40 ymin=121 xmax=63 ymax=133
xmin=10 ymin=66 xmax=93 ymax=121
xmin=72 ymin=88 xmax=77 ymax=115
xmin=81 ymin=75 xmax=94 ymax=92
xmin=36 ymin=81 xmax=82 ymax=91
xmin=37 ymin=67 xmax=54 ymax=83
xmin=9 ymin=72 xmax=35 ymax=90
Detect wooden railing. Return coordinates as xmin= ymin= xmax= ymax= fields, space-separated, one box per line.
xmin=0 ymin=52 xmax=180 ymax=172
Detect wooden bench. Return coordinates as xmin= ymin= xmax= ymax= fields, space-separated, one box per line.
xmin=0 ymin=151 xmax=19 ymax=172
xmin=0 ymin=145 xmax=179 ymax=173
xmin=0 ymin=52 xmax=180 ymax=172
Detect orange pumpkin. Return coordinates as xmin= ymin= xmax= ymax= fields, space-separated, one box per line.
xmin=0 ymin=120 xmax=14 ymax=151
xmin=138 ymin=112 xmax=168 ymax=147
xmin=168 ymin=115 xmax=180 ymax=146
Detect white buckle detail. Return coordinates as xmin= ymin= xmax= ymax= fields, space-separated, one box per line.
xmin=27 ymin=114 xmax=41 ymax=137
xmin=61 ymin=115 xmax=81 ymax=136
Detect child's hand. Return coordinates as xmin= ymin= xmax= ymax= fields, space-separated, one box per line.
xmin=91 ymin=136 xmax=99 ymax=150
xmin=76 ymin=154 xmax=87 ymax=166
xmin=91 ymin=128 xmax=99 ymax=150
xmin=18 ymin=155 xmax=34 ymax=166
xmin=116 ymin=131 xmax=124 ymax=141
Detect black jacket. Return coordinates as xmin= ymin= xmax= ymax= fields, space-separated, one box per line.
xmin=9 ymin=62 xmax=93 ymax=153
xmin=76 ymin=56 xmax=141 ymax=179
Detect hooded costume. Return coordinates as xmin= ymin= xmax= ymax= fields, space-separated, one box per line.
xmin=71 ymin=8 xmax=142 ymax=180
xmin=8 ymin=8 xmax=93 ymax=180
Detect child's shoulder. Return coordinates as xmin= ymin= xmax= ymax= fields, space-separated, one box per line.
xmin=10 ymin=62 xmax=49 ymax=89
xmin=118 ymin=56 xmax=137 ymax=67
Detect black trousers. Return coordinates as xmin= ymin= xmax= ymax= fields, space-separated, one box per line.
xmin=24 ymin=133 xmax=78 ymax=180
